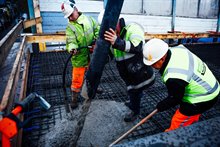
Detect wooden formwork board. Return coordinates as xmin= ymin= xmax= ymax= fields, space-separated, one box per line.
xmin=16 ymin=50 xmax=30 ymax=147
xmin=23 ymin=17 xmax=42 ymax=29
xmin=33 ymin=0 xmax=46 ymax=51
xmin=0 ymin=37 xmax=30 ymax=147
xmin=25 ymin=32 xmax=220 ymax=43
xmin=0 ymin=36 xmax=27 ymax=114
xmin=0 ymin=21 xmax=23 ymax=67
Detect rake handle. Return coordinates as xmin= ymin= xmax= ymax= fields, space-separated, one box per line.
xmin=109 ymin=109 xmax=158 ymax=147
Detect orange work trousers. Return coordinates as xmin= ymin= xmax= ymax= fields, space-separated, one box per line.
xmin=165 ymin=109 xmax=201 ymax=132
xmin=71 ymin=67 xmax=86 ymax=92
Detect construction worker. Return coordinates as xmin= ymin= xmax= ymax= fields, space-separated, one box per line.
xmin=99 ymin=11 xmax=155 ymax=122
xmin=143 ymin=38 xmax=220 ymax=131
xmin=61 ymin=1 xmax=99 ymax=109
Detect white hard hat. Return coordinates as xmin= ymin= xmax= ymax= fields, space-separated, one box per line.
xmin=61 ymin=1 xmax=75 ymax=18
xmin=143 ymin=38 xmax=168 ymax=65
xmin=98 ymin=9 xmax=105 ymax=25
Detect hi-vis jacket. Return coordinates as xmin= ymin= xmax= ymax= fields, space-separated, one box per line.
xmin=112 ymin=22 xmax=155 ymax=92
xmin=162 ymin=45 xmax=220 ymax=104
xmin=66 ymin=13 xmax=99 ymax=67
xmin=113 ymin=23 xmax=144 ymax=61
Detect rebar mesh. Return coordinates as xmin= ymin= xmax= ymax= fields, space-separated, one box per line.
xmin=22 ymin=44 xmax=220 ymax=146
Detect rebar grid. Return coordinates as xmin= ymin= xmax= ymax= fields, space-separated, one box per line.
xmin=22 ymin=45 xmax=220 ymax=146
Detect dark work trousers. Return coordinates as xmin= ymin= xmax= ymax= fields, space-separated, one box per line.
xmin=128 ymin=90 xmax=143 ymax=115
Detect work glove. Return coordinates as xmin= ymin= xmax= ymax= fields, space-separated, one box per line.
xmin=88 ymin=45 xmax=95 ymax=53
xmin=70 ymin=48 xmax=78 ymax=55
xmin=88 ymin=40 xmax=97 ymax=53
xmin=156 ymin=97 xmax=179 ymax=112
xmin=156 ymin=100 xmax=170 ymax=112
xmin=112 ymin=37 xmax=125 ymax=51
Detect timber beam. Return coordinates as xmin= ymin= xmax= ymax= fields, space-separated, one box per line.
xmin=25 ymin=32 xmax=220 ymax=43
xmin=23 ymin=17 xmax=42 ymax=29
xmin=25 ymin=33 xmax=66 ymax=43
xmin=0 ymin=36 xmax=27 ymax=114
xmin=0 ymin=20 xmax=23 ymax=67
xmin=145 ymin=32 xmax=209 ymax=39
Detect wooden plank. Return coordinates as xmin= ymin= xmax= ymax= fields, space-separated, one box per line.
xmin=23 ymin=17 xmax=42 ymax=29
xmin=145 ymin=32 xmax=209 ymax=39
xmin=19 ymin=50 xmax=30 ymax=102
xmin=26 ymin=34 xmax=66 ymax=43
xmin=25 ymin=32 xmax=220 ymax=43
xmin=33 ymin=0 xmax=42 ymax=33
xmin=0 ymin=21 xmax=23 ymax=67
xmin=33 ymin=0 xmax=46 ymax=51
xmin=0 ymin=36 xmax=27 ymax=114
xmin=16 ymin=50 xmax=30 ymax=147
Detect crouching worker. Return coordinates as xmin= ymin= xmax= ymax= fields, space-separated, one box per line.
xmin=61 ymin=0 xmax=99 ymax=109
xmin=143 ymin=38 xmax=220 ymax=131
xmin=99 ymin=10 xmax=155 ymax=122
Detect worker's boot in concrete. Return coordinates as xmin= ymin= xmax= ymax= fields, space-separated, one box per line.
xmin=124 ymin=100 xmax=132 ymax=110
xmin=96 ymin=87 xmax=103 ymax=94
xmin=124 ymin=91 xmax=140 ymax=122
xmin=71 ymin=92 xmax=78 ymax=109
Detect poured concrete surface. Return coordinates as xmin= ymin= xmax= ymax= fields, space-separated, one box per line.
xmin=114 ymin=117 xmax=220 ymax=147
xmin=38 ymin=100 xmax=136 ymax=147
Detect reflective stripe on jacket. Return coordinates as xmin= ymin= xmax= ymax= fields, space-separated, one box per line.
xmin=113 ymin=22 xmax=155 ymax=91
xmin=66 ymin=13 xmax=99 ymax=67
xmin=113 ymin=23 xmax=144 ymax=61
xmin=162 ymin=45 xmax=220 ymax=104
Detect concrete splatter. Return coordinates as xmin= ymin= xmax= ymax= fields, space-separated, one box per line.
xmin=38 ymin=100 xmax=136 ymax=147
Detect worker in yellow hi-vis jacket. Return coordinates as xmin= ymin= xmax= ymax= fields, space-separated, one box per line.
xmin=98 ymin=10 xmax=155 ymax=122
xmin=143 ymin=38 xmax=220 ymax=131
xmin=61 ymin=0 xmax=99 ymax=109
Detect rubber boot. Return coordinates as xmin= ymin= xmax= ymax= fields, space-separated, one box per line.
xmin=124 ymin=100 xmax=132 ymax=110
xmin=96 ymin=87 xmax=103 ymax=94
xmin=124 ymin=91 xmax=142 ymax=122
xmin=71 ymin=92 xmax=78 ymax=109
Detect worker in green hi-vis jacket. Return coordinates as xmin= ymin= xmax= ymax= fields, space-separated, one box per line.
xmin=61 ymin=0 xmax=99 ymax=109
xmin=143 ymin=38 xmax=220 ymax=131
xmin=99 ymin=10 xmax=155 ymax=122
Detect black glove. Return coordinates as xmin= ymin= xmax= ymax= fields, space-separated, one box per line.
xmin=70 ymin=49 xmax=78 ymax=55
xmin=156 ymin=97 xmax=179 ymax=112
xmin=156 ymin=100 xmax=170 ymax=112
xmin=112 ymin=37 xmax=125 ymax=51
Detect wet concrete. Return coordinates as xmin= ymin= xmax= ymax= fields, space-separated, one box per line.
xmin=114 ymin=117 xmax=220 ymax=147
xmin=38 ymin=100 xmax=136 ymax=147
